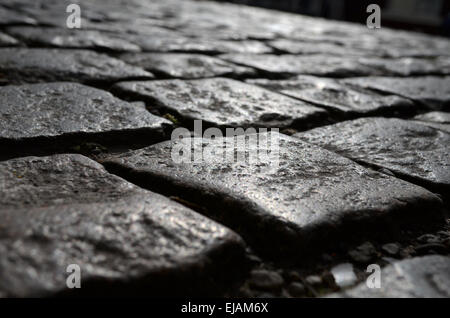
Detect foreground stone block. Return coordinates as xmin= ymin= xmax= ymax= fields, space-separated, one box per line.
xmin=0 ymin=154 xmax=245 ymax=297
xmin=343 ymin=76 xmax=450 ymax=110
xmin=330 ymin=256 xmax=450 ymax=297
xmin=0 ymin=48 xmax=153 ymax=84
xmin=120 ymin=53 xmax=256 ymax=79
xmin=6 ymin=26 xmax=141 ymax=52
xmin=295 ymin=118 xmax=450 ymax=194
xmin=103 ymin=132 xmax=442 ymax=256
xmin=247 ymin=76 xmax=415 ymax=116
xmin=113 ymin=78 xmax=326 ymax=129
xmin=0 ymin=82 xmax=170 ymax=143
xmin=219 ymin=54 xmax=376 ymax=77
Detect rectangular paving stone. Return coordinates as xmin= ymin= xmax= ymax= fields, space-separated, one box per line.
xmin=246 ymin=75 xmax=416 ymax=116
xmin=0 ymin=82 xmax=170 ymax=144
xmin=295 ymin=118 xmax=450 ymax=194
xmin=218 ymin=54 xmax=376 ymax=77
xmin=343 ymin=76 xmax=450 ymax=110
xmin=119 ymin=53 xmax=257 ymax=79
xmin=0 ymin=154 xmax=245 ymax=297
xmin=5 ymin=26 xmax=141 ymax=52
xmin=102 ymin=132 xmax=443 ymax=257
xmin=0 ymin=48 xmax=153 ymax=85
xmin=330 ymin=256 xmax=450 ymax=298
xmin=112 ymin=78 xmax=326 ymax=129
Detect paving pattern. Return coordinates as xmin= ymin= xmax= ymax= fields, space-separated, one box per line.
xmin=0 ymin=0 xmax=449 ymax=298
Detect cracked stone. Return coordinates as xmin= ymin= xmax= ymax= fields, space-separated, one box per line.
xmin=219 ymin=54 xmax=376 ymax=77
xmin=0 ymin=154 xmax=245 ymax=297
xmin=246 ymin=75 xmax=415 ymax=116
xmin=343 ymin=76 xmax=450 ymax=110
xmin=102 ymin=132 xmax=443 ymax=256
xmin=119 ymin=53 xmax=256 ymax=79
xmin=112 ymin=78 xmax=326 ymax=129
xmin=330 ymin=256 xmax=450 ymax=297
xmin=0 ymin=82 xmax=170 ymax=143
xmin=0 ymin=48 xmax=153 ymax=85
xmin=295 ymin=117 xmax=450 ymax=194
xmin=5 ymin=26 xmax=141 ymax=52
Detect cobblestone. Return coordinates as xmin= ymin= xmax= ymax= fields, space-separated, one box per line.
xmin=219 ymin=54 xmax=376 ymax=77
xmin=112 ymin=78 xmax=326 ymax=129
xmin=5 ymin=26 xmax=141 ymax=52
xmin=295 ymin=118 xmax=450 ymax=194
xmin=0 ymin=48 xmax=153 ymax=85
xmin=0 ymin=82 xmax=170 ymax=144
xmin=247 ymin=76 xmax=415 ymax=116
xmin=0 ymin=154 xmax=245 ymax=297
xmin=0 ymin=0 xmax=449 ymax=298
xmin=119 ymin=53 xmax=257 ymax=79
xmin=103 ymin=132 xmax=443 ymax=256
xmin=343 ymin=76 xmax=450 ymax=110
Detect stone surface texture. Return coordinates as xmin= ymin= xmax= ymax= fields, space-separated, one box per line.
xmin=0 ymin=154 xmax=244 ymax=297
xmin=247 ymin=76 xmax=415 ymax=115
xmin=219 ymin=54 xmax=376 ymax=77
xmin=113 ymin=78 xmax=326 ymax=128
xmin=5 ymin=26 xmax=141 ymax=52
xmin=413 ymin=112 xmax=450 ymax=133
xmin=103 ymin=132 xmax=443 ymax=253
xmin=1 ymin=0 xmax=449 ymax=299
xmin=343 ymin=76 xmax=450 ymax=110
xmin=0 ymin=82 xmax=170 ymax=142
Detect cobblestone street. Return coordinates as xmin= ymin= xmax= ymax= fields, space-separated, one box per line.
xmin=0 ymin=0 xmax=449 ymax=298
